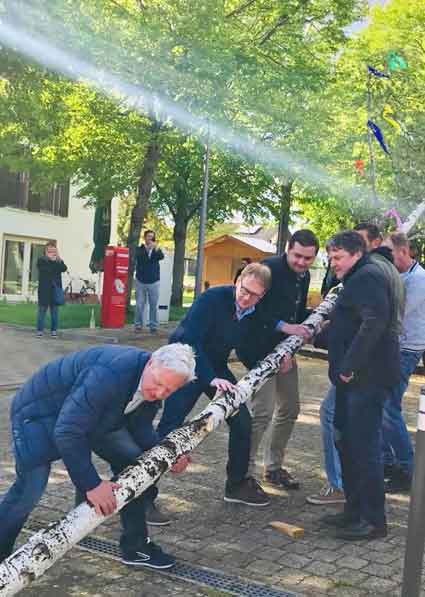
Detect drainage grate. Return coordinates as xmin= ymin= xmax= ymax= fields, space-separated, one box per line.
xmin=26 ymin=521 xmax=297 ymax=597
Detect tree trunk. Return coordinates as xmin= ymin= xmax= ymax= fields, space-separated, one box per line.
xmin=170 ymin=208 xmax=188 ymax=307
xmin=276 ymin=178 xmax=293 ymax=255
xmin=126 ymin=120 xmax=162 ymax=307
xmin=0 ymin=291 xmax=340 ymax=596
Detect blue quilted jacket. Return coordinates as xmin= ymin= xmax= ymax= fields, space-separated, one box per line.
xmin=11 ymin=345 xmax=149 ymax=492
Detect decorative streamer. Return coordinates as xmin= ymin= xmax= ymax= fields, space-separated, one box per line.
xmin=367 ymin=120 xmax=390 ymax=155
xmin=367 ymin=65 xmax=390 ymax=79
xmin=384 ymin=207 xmax=403 ymax=230
xmin=382 ymin=104 xmax=402 ymax=133
xmin=386 ymin=51 xmax=407 ymax=71
xmin=354 ymin=159 xmax=365 ymax=176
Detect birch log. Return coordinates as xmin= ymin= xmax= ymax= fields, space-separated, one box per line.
xmin=0 ymin=289 xmax=340 ymax=596
xmin=401 ymin=200 xmax=425 ymax=234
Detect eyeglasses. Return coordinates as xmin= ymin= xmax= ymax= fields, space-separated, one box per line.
xmin=239 ymin=282 xmax=265 ymax=301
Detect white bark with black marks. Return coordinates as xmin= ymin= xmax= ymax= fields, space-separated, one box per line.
xmin=0 ymin=289 xmax=340 ymax=596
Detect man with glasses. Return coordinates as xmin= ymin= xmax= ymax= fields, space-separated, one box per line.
xmin=239 ymin=229 xmax=319 ymax=490
xmin=157 ymin=263 xmax=272 ymax=506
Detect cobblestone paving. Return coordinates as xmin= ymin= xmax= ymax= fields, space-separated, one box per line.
xmin=0 ymin=325 xmax=424 ymax=596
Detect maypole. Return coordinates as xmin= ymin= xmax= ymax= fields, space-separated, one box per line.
xmin=0 ymin=291 xmax=340 ymax=596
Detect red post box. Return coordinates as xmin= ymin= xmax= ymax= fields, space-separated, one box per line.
xmin=101 ymin=245 xmax=129 ymax=328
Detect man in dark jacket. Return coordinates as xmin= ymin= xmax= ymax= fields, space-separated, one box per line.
xmin=238 ymin=229 xmax=319 ymax=490
xmin=134 ymin=229 xmax=164 ymax=333
xmin=157 ymin=263 xmax=273 ymax=507
xmin=321 ymin=231 xmax=400 ymax=540
xmin=0 ymin=343 xmax=195 ymax=568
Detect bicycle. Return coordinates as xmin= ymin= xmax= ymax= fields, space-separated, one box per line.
xmin=64 ymin=274 xmax=97 ymax=304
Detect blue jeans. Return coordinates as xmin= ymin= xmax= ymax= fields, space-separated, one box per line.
xmin=335 ymin=384 xmax=387 ymax=528
xmin=134 ymin=280 xmax=160 ymax=331
xmin=157 ymin=372 xmax=251 ymax=488
xmin=382 ymin=349 xmax=422 ymax=474
xmin=320 ymin=385 xmax=342 ymax=490
xmin=37 ymin=305 xmax=58 ymax=332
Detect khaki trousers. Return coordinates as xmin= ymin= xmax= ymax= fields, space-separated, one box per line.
xmin=248 ymin=362 xmax=300 ymax=475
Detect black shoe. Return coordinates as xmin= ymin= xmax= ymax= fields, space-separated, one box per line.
xmin=224 ymin=477 xmax=270 ymax=507
xmin=384 ymin=463 xmax=397 ymax=479
xmin=145 ymin=501 xmax=171 ymax=526
xmin=320 ymin=512 xmax=358 ymax=528
xmin=335 ymin=520 xmax=387 ymax=541
xmin=264 ymin=468 xmax=300 ymax=490
xmin=385 ymin=470 xmax=412 ymax=494
xmin=121 ymin=540 xmax=175 ymax=569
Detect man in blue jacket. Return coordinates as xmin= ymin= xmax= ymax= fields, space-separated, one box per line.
xmin=157 ymin=263 xmax=274 ymax=507
xmin=0 ymin=343 xmax=195 ymax=568
xmin=134 ymin=229 xmax=164 ymax=333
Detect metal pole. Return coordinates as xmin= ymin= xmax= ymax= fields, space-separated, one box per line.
xmin=194 ymin=127 xmax=210 ymax=297
xmin=0 ymin=290 xmax=340 ymax=596
xmin=366 ymin=70 xmax=378 ymax=205
xmin=401 ymin=385 xmax=425 ymax=597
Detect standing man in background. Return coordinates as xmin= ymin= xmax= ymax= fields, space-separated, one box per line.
xmin=135 ymin=230 xmax=164 ymax=334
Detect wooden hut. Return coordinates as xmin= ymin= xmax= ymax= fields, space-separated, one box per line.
xmin=202 ymin=234 xmax=275 ymax=287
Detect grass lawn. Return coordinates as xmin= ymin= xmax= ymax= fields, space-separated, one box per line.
xmin=0 ymin=302 xmax=187 ymax=328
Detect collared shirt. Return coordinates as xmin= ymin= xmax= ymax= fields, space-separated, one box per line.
xmin=234 ymin=302 xmax=256 ymax=321
xmin=124 ymin=388 xmax=145 ymax=414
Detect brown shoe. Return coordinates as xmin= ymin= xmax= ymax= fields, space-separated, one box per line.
xmin=224 ymin=477 xmax=270 ymax=507
xmin=264 ymin=468 xmax=300 ymax=490
xmin=306 ymin=484 xmax=346 ymax=505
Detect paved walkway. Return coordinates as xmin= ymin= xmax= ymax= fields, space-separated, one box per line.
xmin=0 ymin=325 xmax=423 ymax=596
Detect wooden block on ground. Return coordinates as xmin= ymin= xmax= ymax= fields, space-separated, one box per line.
xmin=269 ymin=520 xmax=304 ymax=539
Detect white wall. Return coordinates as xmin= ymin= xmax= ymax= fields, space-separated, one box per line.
xmin=0 ymin=185 xmax=96 ymax=298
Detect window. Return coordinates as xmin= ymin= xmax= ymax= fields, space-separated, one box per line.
xmin=0 ymin=167 xmax=69 ymax=217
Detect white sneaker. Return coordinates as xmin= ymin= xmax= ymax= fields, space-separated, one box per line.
xmin=306 ymin=484 xmax=345 ymax=505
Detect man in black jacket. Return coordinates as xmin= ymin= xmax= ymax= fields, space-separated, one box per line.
xmin=134 ymin=229 xmax=164 ymax=333
xmin=321 ymin=231 xmax=400 ymax=540
xmin=238 ymin=230 xmax=319 ymax=490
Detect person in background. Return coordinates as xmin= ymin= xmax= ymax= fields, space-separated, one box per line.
xmin=381 ymin=233 xmax=425 ymax=493
xmin=36 ymin=241 xmax=67 ymax=338
xmin=134 ymin=230 xmax=164 ymax=334
xmin=234 ymin=257 xmax=252 ymax=283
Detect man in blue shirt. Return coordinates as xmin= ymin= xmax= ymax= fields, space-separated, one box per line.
xmin=157 ymin=263 xmax=273 ymax=507
xmin=134 ymin=229 xmax=164 ymax=334
xmin=0 ymin=343 xmax=195 ymax=569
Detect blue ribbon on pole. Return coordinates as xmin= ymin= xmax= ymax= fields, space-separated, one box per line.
xmin=367 ymin=65 xmax=390 ymax=79
xmin=367 ymin=119 xmax=390 ymax=155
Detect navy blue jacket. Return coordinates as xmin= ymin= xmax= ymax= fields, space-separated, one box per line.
xmin=135 ymin=245 xmax=164 ymax=284
xmin=170 ymin=285 xmax=267 ymax=385
xmin=11 ymin=346 xmax=150 ymax=493
xmin=237 ymin=254 xmax=310 ymax=368
xmin=326 ymin=255 xmax=400 ymax=388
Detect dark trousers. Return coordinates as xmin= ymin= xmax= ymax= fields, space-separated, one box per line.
xmin=157 ymin=370 xmax=251 ymax=488
xmin=334 ymin=384 xmax=387 ymax=529
xmin=76 ymin=401 xmax=161 ymax=554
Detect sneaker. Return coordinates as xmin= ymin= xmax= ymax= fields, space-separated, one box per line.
xmin=150 ymin=328 xmax=158 ymax=335
xmin=121 ymin=540 xmax=175 ymax=569
xmin=51 ymin=331 xmax=57 ymax=338
xmin=264 ymin=468 xmax=300 ymax=490
xmin=306 ymin=484 xmax=346 ymax=505
xmin=36 ymin=331 xmax=43 ymax=338
xmin=224 ymin=477 xmax=270 ymax=507
xmin=335 ymin=520 xmax=387 ymax=541
xmin=320 ymin=511 xmax=358 ymax=528
xmin=134 ymin=325 xmax=142 ymax=332
xmin=145 ymin=501 xmax=171 ymax=526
